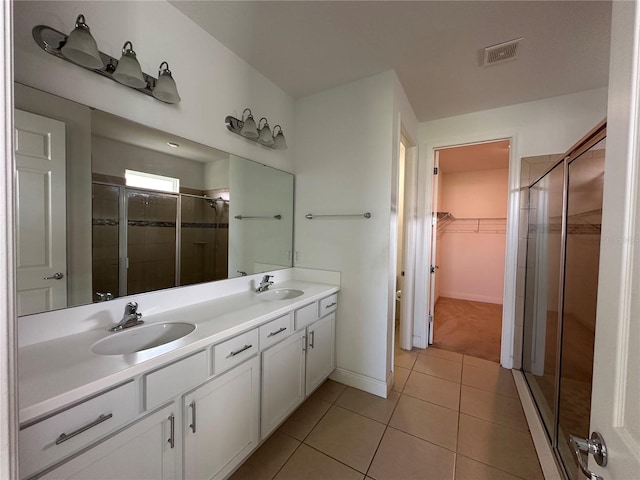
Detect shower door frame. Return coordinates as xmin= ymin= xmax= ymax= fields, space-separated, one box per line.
xmin=522 ymin=120 xmax=606 ymax=479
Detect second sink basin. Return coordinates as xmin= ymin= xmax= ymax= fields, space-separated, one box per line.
xmin=92 ymin=322 xmax=196 ymax=355
xmin=258 ymin=289 xmax=304 ymax=301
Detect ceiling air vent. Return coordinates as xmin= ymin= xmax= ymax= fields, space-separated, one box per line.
xmin=483 ymin=38 xmax=523 ymax=66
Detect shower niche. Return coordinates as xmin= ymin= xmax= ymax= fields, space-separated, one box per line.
xmin=521 ymin=122 xmax=606 ymax=480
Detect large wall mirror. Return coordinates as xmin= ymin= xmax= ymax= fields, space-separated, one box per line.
xmin=14 ymin=83 xmax=294 ymax=316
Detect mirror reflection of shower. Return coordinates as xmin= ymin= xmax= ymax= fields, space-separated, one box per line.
xmin=204 ymin=194 xmax=230 ymax=248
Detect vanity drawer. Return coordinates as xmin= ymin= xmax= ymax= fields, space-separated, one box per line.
xmin=259 ymin=313 xmax=293 ymax=350
xmin=19 ymin=381 xmax=137 ymax=478
xmin=144 ymin=350 xmax=207 ymax=410
xmin=319 ymin=294 xmax=338 ymax=315
xmin=213 ymin=328 xmax=259 ymax=375
xmin=294 ymin=302 xmax=319 ymax=330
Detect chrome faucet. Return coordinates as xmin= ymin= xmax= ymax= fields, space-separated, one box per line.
xmin=109 ymin=302 xmax=144 ymax=331
xmin=256 ymin=275 xmax=274 ymax=293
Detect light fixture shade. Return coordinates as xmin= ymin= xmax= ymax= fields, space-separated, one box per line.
xmin=153 ymin=62 xmax=181 ymax=104
xmin=113 ymin=41 xmax=146 ymax=89
xmin=272 ymin=126 xmax=287 ymax=149
xmin=61 ymin=14 xmax=103 ymax=69
xmin=240 ymin=109 xmax=259 ymax=139
xmin=258 ymin=118 xmax=274 ymax=146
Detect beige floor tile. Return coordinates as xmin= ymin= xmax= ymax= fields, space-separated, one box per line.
xmin=462 ymin=364 xmax=519 ymax=398
xmin=389 ymin=395 xmax=458 ymax=451
xmin=463 ymin=355 xmax=501 ymax=370
xmin=336 ymin=387 xmax=400 ymax=424
xmin=305 ymin=405 xmax=386 ymax=473
xmin=454 ymin=455 xmax=523 ymax=480
xmin=404 ymin=371 xmax=461 ymax=411
xmin=394 ymin=347 xmax=419 ymax=369
xmin=414 ymin=354 xmax=462 ymax=382
xmin=368 ymin=427 xmax=455 ymax=480
xmin=274 ymin=444 xmax=364 ymax=480
xmin=457 ymin=414 xmax=543 ymax=480
xmin=230 ymin=432 xmax=300 ymax=480
xmin=392 ymin=367 xmax=410 ymax=393
xmin=278 ymin=397 xmax=332 ymax=441
xmin=422 ymin=347 xmax=463 ymax=364
xmin=310 ymin=379 xmax=348 ymax=403
xmin=460 ymin=385 xmax=529 ymax=432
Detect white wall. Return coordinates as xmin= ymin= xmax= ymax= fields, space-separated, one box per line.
xmin=294 ymin=71 xmax=417 ymax=396
xmin=92 ymin=136 xmax=207 ymax=190
xmin=13 ymin=1 xmax=294 ymax=173
xmin=417 ymin=86 xmax=609 ymax=366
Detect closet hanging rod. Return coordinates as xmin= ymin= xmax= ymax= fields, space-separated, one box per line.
xmin=305 ymin=212 xmax=371 ymax=220
xmin=234 ymin=215 xmax=282 ymax=220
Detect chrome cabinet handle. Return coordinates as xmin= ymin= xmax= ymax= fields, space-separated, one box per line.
xmin=267 ymin=327 xmax=287 ymax=338
xmin=55 ymin=413 xmax=113 ymax=445
xmin=309 ymin=331 xmax=315 ymax=349
xmin=325 ymin=302 xmax=336 ymax=309
xmin=189 ymin=401 xmax=196 ymax=433
xmin=569 ymin=432 xmax=607 ymax=480
xmin=302 ymin=335 xmax=307 ymax=352
xmin=44 ymin=272 xmax=64 ymax=280
xmin=168 ymin=414 xmax=175 ymax=448
xmin=227 ymin=344 xmax=252 ymax=358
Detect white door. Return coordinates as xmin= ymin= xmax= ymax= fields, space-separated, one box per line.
xmin=14 ymin=109 xmax=66 ymax=315
xmin=184 ymin=356 xmax=260 ymax=480
xmin=261 ymin=329 xmax=306 ymax=438
xmin=305 ymin=313 xmax=336 ymax=394
xmin=587 ymin=2 xmax=640 ymax=478
xmin=427 ymin=153 xmax=441 ymax=345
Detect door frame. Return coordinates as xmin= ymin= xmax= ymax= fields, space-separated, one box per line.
xmin=414 ymin=132 xmax=519 ymax=368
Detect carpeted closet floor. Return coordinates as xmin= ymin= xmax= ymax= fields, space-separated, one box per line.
xmin=433 ymin=297 xmax=502 ymax=363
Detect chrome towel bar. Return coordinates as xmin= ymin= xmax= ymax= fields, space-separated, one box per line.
xmin=305 ymin=212 xmax=371 ymax=220
xmin=234 ymin=215 xmax=282 ymax=220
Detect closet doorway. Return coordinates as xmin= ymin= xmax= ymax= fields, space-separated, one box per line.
xmin=428 ymin=140 xmax=510 ymax=362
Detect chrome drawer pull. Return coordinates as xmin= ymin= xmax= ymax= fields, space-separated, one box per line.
xmin=325 ymin=302 xmax=337 ymax=309
xmin=267 ymin=327 xmax=287 ymax=338
xmin=168 ymin=414 xmax=175 ymax=448
xmin=189 ymin=401 xmax=197 ymax=433
xmin=227 ymin=344 xmax=252 ymax=358
xmin=55 ymin=413 xmax=113 ymax=445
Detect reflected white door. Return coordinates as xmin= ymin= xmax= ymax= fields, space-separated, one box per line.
xmin=588 ymin=2 xmax=640 ymax=478
xmin=14 ymin=109 xmax=66 ymax=315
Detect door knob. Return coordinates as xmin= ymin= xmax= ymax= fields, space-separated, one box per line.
xmin=43 ymin=272 xmax=64 ymax=280
xmin=569 ymin=431 xmax=607 ymax=480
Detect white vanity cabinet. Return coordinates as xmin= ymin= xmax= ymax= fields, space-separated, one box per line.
xmin=183 ymin=355 xmax=260 ymax=480
xmin=37 ymin=404 xmax=178 ymax=480
xmin=261 ymin=329 xmax=306 ymax=438
xmin=304 ymin=312 xmax=336 ymax=394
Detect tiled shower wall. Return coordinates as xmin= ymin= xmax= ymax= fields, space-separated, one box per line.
xmin=514 ymin=154 xmax=561 ymax=369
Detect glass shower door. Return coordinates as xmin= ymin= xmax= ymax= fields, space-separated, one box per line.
xmin=557 ymin=140 xmax=606 ymax=479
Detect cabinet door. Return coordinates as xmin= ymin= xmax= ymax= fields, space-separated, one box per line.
xmin=306 ymin=313 xmax=336 ymax=395
xmin=39 ymin=405 xmax=177 ymax=480
xmin=184 ymin=356 xmax=260 ymax=480
xmin=261 ymin=329 xmax=306 ymax=439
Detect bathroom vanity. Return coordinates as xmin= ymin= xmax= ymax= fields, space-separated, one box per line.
xmin=18 ymin=275 xmax=339 ymax=479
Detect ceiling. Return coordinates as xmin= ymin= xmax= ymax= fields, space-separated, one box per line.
xmin=170 ymin=1 xmax=612 ymax=122
xmin=438 ymin=140 xmax=510 ymax=173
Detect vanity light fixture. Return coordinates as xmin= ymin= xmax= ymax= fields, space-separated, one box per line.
xmin=239 ymin=109 xmax=259 ymax=139
xmin=32 ymin=14 xmax=181 ymax=104
xmin=225 ymin=109 xmax=288 ymax=149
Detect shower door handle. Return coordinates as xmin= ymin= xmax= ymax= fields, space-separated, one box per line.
xmin=569 ymin=432 xmax=607 ymax=480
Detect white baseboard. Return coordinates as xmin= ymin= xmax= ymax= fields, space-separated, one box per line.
xmin=512 ymin=370 xmax=562 ymax=480
xmin=329 ymin=368 xmax=388 ymax=398
xmin=439 ymin=291 xmax=503 ymax=304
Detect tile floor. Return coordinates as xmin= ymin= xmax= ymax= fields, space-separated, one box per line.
xmin=230 ymin=347 xmax=543 ymax=480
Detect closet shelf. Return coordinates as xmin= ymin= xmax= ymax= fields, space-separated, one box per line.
xmin=438 ymin=217 xmax=507 ymax=234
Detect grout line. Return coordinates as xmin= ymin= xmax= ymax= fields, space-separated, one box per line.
xmin=455 ymin=453 xmax=537 ymax=480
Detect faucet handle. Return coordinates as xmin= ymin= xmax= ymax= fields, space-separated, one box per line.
xmin=125 ymin=301 xmax=138 ymax=314
xmin=262 ymin=275 xmax=274 ymax=282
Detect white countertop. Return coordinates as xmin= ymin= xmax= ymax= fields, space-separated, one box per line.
xmin=18 ymin=280 xmax=339 ymax=424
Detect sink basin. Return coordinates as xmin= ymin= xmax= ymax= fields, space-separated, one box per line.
xmin=92 ymin=322 xmax=196 ymax=355
xmin=258 ymin=289 xmax=304 ymax=301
